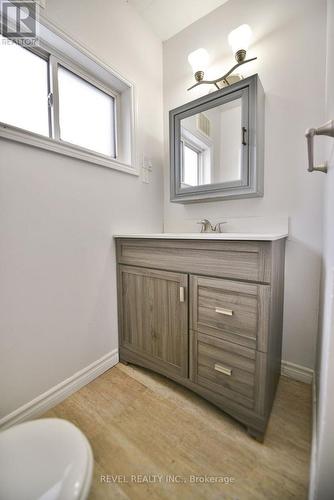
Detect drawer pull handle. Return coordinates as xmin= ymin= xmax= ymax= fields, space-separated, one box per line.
xmin=214 ymin=363 xmax=232 ymax=376
xmin=179 ymin=286 xmax=185 ymax=302
xmin=215 ymin=307 xmax=233 ymax=316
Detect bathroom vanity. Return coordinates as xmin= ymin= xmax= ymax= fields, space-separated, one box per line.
xmin=115 ymin=233 xmax=287 ymax=441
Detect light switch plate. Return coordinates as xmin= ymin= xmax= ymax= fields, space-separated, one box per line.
xmin=142 ymin=155 xmax=152 ymax=184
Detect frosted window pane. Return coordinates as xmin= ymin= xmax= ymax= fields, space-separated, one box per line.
xmin=183 ymin=145 xmax=199 ymax=186
xmin=0 ymin=35 xmax=49 ymax=136
xmin=58 ymin=66 xmax=115 ymax=157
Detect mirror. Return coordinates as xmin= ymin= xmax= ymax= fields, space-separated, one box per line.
xmin=180 ymin=98 xmax=243 ymax=188
xmin=170 ymin=74 xmax=264 ymax=203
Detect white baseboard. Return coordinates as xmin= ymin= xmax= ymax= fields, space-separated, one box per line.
xmin=0 ymin=349 xmax=119 ymax=431
xmin=0 ymin=353 xmax=312 ymax=431
xmin=281 ymin=360 xmax=314 ymax=384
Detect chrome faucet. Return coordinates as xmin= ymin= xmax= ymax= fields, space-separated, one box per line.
xmin=197 ymin=219 xmax=227 ymax=233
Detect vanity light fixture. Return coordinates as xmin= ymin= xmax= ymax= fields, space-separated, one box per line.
xmin=228 ymin=24 xmax=253 ymax=63
xmin=187 ymin=24 xmax=257 ymax=91
xmin=187 ymin=48 xmax=209 ymax=84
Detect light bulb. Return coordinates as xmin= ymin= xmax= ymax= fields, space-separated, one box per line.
xmin=228 ymin=24 xmax=252 ymax=54
xmin=187 ymin=48 xmax=209 ymax=75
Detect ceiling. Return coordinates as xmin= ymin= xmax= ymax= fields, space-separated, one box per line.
xmin=127 ymin=0 xmax=230 ymax=41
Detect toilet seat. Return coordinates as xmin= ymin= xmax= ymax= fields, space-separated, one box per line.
xmin=0 ymin=418 xmax=93 ymax=500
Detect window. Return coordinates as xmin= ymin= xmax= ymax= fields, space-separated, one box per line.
xmin=181 ymin=142 xmax=201 ymax=186
xmin=0 ymin=35 xmax=117 ymax=158
xmin=0 ymin=23 xmax=134 ymax=174
xmin=58 ymin=66 xmax=116 ymax=157
xmin=180 ymin=133 xmax=212 ymax=188
xmin=0 ymin=35 xmax=49 ymax=136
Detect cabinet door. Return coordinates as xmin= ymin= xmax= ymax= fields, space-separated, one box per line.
xmin=119 ymin=265 xmax=188 ymax=378
xmin=170 ymin=75 xmax=264 ymax=203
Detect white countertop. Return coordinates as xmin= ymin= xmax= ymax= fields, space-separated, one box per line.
xmin=113 ymin=232 xmax=288 ymax=241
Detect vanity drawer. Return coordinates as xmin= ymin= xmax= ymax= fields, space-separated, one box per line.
xmin=191 ymin=332 xmax=265 ymax=412
xmin=190 ymin=276 xmax=270 ymax=351
xmin=116 ymin=238 xmax=272 ymax=283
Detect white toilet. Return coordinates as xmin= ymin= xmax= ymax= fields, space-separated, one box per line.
xmin=0 ymin=418 xmax=93 ymax=500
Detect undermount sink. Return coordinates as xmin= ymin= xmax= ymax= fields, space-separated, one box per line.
xmin=113 ymin=232 xmax=288 ymax=241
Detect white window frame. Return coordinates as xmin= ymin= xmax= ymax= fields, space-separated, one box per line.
xmin=181 ymin=138 xmax=203 ymax=187
xmin=0 ymin=12 xmax=137 ymax=176
xmin=181 ymin=130 xmax=215 ymax=188
xmin=48 ymin=54 xmax=119 ymax=159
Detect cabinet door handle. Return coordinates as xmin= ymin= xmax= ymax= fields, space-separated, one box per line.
xmin=214 ymin=363 xmax=232 ymax=376
xmin=215 ymin=307 xmax=233 ymax=316
xmin=242 ymin=126 xmax=247 ymax=146
xmin=179 ymin=286 xmax=185 ymax=302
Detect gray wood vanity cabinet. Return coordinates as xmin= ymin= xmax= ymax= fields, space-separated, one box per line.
xmin=115 ymin=235 xmax=286 ymax=441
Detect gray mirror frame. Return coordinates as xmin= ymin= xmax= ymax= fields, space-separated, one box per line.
xmin=169 ymin=74 xmax=264 ymax=203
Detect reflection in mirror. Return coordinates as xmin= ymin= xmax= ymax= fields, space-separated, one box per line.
xmin=180 ymin=97 xmax=242 ymax=189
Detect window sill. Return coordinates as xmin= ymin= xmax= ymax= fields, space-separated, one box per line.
xmin=0 ymin=122 xmax=139 ymax=176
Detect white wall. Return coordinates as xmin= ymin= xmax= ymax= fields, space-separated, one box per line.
xmin=163 ymin=0 xmax=327 ymax=369
xmin=0 ymin=0 xmax=163 ymax=419
xmin=311 ymin=0 xmax=334 ymax=497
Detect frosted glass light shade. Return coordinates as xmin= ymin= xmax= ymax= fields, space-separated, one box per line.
xmin=228 ymin=24 xmax=252 ymax=54
xmin=188 ymin=48 xmax=209 ymax=74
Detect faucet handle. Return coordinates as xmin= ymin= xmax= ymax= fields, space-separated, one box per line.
xmin=197 ymin=219 xmax=212 ymax=233
xmin=213 ymin=222 xmax=227 ymax=233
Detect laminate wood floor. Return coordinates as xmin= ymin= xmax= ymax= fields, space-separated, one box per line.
xmin=43 ymin=363 xmax=312 ymax=500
